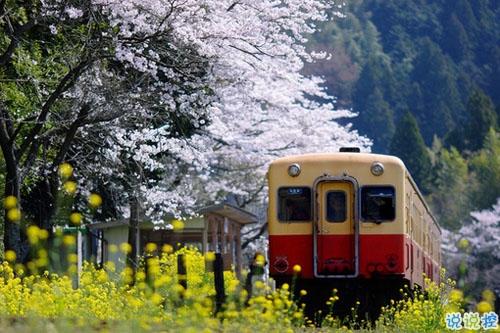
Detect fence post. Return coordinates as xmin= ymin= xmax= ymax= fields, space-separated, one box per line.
xmin=177 ymin=254 xmax=187 ymax=290
xmin=214 ymin=253 xmax=225 ymax=313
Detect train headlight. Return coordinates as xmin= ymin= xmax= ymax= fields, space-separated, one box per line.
xmin=371 ymin=162 xmax=384 ymax=176
xmin=288 ymin=163 xmax=301 ymax=177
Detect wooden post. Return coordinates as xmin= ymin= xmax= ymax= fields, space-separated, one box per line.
xmin=177 ymin=254 xmax=187 ymax=290
xmin=212 ymin=216 xmax=218 ymax=252
xmin=214 ymin=253 xmax=225 ymax=313
xmin=221 ymin=217 xmax=227 ymax=253
xmin=235 ymin=224 xmax=242 ymax=277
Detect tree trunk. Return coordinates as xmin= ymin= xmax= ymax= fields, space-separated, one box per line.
xmin=3 ymin=169 xmax=23 ymax=260
xmin=127 ymin=195 xmax=140 ymax=270
xmin=0 ymin=106 xmax=23 ymax=261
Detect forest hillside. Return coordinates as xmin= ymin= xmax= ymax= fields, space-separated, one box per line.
xmin=304 ymin=0 xmax=500 ymax=299
xmin=305 ymin=0 xmax=499 ymax=153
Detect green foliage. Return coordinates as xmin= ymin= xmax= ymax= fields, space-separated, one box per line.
xmin=389 ymin=109 xmax=431 ymax=194
xmin=445 ymin=90 xmax=497 ymax=154
xmin=464 ymin=90 xmax=497 ymax=152
xmin=355 ymin=87 xmax=394 ymax=153
xmin=441 ymin=12 xmax=471 ymax=62
xmin=0 ymin=1 xmax=117 ymax=260
xmin=409 ymin=37 xmax=461 ymax=144
xmin=306 ymin=0 xmax=499 ymax=151
xmin=428 ymin=142 xmax=470 ymax=230
xmin=469 ymin=128 xmax=500 ymax=209
xmin=352 ymin=53 xmax=398 ymax=147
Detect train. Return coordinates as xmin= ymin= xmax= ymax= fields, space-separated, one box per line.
xmin=267 ymin=148 xmax=441 ymax=318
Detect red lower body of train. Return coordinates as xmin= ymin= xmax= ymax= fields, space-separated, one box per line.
xmin=269 ymin=233 xmax=439 ymax=319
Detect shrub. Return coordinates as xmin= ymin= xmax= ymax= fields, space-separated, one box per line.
xmin=375 ymin=270 xmax=464 ymax=332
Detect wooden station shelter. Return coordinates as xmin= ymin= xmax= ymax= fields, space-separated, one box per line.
xmin=83 ymin=203 xmax=258 ymax=276
xmin=198 ymin=203 xmax=258 ymax=275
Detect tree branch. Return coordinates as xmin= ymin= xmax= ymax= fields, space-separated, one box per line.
xmin=51 ymin=103 xmax=90 ymax=169
xmin=17 ymin=60 xmax=90 ymax=161
xmin=0 ymin=14 xmax=38 ymax=67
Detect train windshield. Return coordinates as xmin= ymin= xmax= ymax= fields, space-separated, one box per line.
xmin=277 ymin=187 xmax=311 ymax=222
xmin=360 ymin=186 xmax=395 ymax=222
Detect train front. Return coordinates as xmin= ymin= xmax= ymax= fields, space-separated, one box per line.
xmin=267 ymin=151 xmax=409 ymax=318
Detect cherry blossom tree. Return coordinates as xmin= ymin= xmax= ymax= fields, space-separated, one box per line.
xmin=442 ymin=199 xmax=500 ymax=299
xmin=1 ymin=0 xmax=370 ymax=260
xmin=82 ymin=0 xmax=371 ymax=221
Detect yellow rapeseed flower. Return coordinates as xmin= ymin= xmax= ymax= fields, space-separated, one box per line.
xmin=38 ymin=228 xmax=49 ymax=240
xmin=69 ymin=212 xmax=83 ymax=225
xmin=96 ymin=270 xmax=109 ymax=283
xmin=4 ymin=196 xmax=18 ymax=210
xmin=67 ymin=253 xmax=78 ymax=264
xmin=5 ymin=250 xmax=16 ymax=262
xmin=255 ymin=253 xmax=266 ymax=265
xmin=172 ymin=219 xmax=184 ymax=232
xmin=27 ymin=225 xmax=41 ymax=244
xmin=63 ymin=181 xmax=77 ymax=195
xmin=145 ymin=242 xmax=157 ymax=254
xmin=58 ymin=163 xmax=73 ymax=179
xmin=449 ymin=288 xmax=464 ymax=303
xmin=0 ymin=245 xmax=315 ymax=329
xmin=7 ymin=208 xmax=21 ymax=222
xmin=88 ymin=193 xmax=102 ymax=207
xmin=120 ymin=242 xmax=132 ymax=254
xmin=458 ymin=238 xmax=469 ymax=249
xmin=150 ymin=292 xmax=164 ymax=305
xmin=136 ymin=271 xmax=146 ymax=282
xmin=122 ymin=266 xmax=134 ymax=277
xmin=147 ymin=260 xmax=160 ymax=274
xmin=204 ymin=251 xmax=216 ymax=262
xmin=62 ymin=235 xmax=76 ymax=246
xmin=109 ymin=244 xmax=118 ymax=253
xmin=482 ymin=289 xmax=496 ymax=304
xmin=162 ymin=244 xmax=173 ymax=254
xmin=476 ymin=300 xmax=493 ymax=313
xmin=67 ymin=264 xmax=78 ymax=275
xmin=36 ymin=255 xmax=49 ymax=268
xmin=105 ymin=260 xmax=116 ymax=272
xmin=254 ymin=280 xmax=265 ymax=290
xmin=37 ymin=248 xmax=48 ymax=260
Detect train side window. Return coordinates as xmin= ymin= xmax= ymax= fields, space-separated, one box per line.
xmin=360 ymin=186 xmax=395 ymax=222
xmin=326 ymin=191 xmax=346 ymax=222
xmin=278 ymin=187 xmax=311 ymax=222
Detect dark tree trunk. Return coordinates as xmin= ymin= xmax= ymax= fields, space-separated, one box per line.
xmin=3 ymin=169 xmax=23 ymax=260
xmin=0 ymin=105 xmax=23 ymax=261
xmin=127 ymin=195 xmax=140 ymax=270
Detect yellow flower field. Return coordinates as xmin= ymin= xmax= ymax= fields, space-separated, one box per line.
xmin=0 ymin=242 xmax=497 ymax=332
xmin=0 ymin=246 xmax=306 ymax=332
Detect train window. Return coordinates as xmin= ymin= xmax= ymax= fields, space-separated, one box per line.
xmin=360 ymin=186 xmax=395 ymax=222
xmin=326 ymin=191 xmax=346 ymax=222
xmin=277 ymin=187 xmax=311 ymax=222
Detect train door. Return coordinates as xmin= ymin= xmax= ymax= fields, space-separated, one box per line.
xmin=313 ymin=177 xmax=359 ymax=278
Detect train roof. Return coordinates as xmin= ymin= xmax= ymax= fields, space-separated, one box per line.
xmin=269 ymin=151 xmax=405 ymax=168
